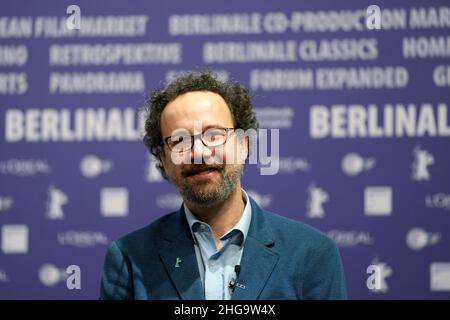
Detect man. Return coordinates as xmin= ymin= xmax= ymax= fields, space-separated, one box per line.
xmin=100 ymin=71 xmax=347 ymax=300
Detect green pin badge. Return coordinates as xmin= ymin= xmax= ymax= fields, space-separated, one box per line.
xmin=175 ymin=257 xmax=182 ymax=268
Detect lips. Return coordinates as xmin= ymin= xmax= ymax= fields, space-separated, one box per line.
xmin=186 ymin=169 xmax=218 ymax=177
xmin=184 ymin=165 xmax=223 ymax=177
xmin=183 ymin=166 xmax=223 ymax=182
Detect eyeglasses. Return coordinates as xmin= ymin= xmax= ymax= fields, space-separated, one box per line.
xmin=162 ymin=127 xmax=235 ymax=152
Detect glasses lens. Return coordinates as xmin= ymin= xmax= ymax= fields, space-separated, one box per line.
xmin=202 ymin=129 xmax=227 ymax=147
xmin=168 ymin=134 xmax=192 ymax=152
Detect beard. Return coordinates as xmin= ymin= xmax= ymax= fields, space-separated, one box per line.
xmin=170 ymin=163 xmax=244 ymax=207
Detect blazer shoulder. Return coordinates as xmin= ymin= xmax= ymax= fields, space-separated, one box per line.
xmin=113 ymin=210 xmax=179 ymax=254
xmin=262 ymin=209 xmax=336 ymax=249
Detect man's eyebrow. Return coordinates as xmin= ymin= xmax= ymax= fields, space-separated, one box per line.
xmin=167 ymin=124 xmax=232 ymax=137
xmin=202 ymin=124 xmax=232 ymax=130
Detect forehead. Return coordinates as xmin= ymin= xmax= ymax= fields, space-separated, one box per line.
xmin=161 ymin=91 xmax=234 ymax=134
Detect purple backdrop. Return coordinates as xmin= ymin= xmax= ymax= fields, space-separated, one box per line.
xmin=1 ymin=0 xmax=450 ymax=299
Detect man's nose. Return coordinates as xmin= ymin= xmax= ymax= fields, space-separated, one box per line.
xmin=191 ymin=136 xmax=212 ymax=164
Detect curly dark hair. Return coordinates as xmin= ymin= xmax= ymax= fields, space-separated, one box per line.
xmin=143 ymin=71 xmax=259 ymax=177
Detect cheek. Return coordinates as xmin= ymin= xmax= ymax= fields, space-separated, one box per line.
xmin=162 ymin=149 xmax=191 ymax=171
xmin=161 ymin=152 xmax=177 ymax=177
xmin=224 ymin=137 xmax=247 ymax=164
xmin=164 ymin=163 xmax=182 ymax=181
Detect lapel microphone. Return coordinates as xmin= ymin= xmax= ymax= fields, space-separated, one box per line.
xmin=229 ymin=265 xmax=246 ymax=292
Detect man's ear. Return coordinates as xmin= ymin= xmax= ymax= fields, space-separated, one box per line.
xmin=157 ymin=145 xmax=165 ymax=160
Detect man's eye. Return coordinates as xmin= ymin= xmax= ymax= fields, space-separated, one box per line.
xmin=171 ymin=136 xmax=188 ymax=145
xmin=205 ymin=131 xmax=223 ymax=139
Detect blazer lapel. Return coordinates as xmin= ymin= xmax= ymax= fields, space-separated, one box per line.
xmin=159 ymin=207 xmax=204 ymax=300
xmin=232 ymin=197 xmax=279 ymax=300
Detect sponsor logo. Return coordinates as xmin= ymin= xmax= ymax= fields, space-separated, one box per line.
xmin=80 ymin=154 xmax=112 ymax=178
xmin=364 ymin=186 xmax=392 ymax=216
xmin=306 ymin=183 xmax=329 ymax=218
xmin=430 ymin=263 xmax=450 ymax=292
xmin=39 ymin=264 xmax=66 ymax=287
xmin=57 ymin=230 xmax=109 ymax=247
xmin=274 ymin=157 xmax=310 ymax=174
xmin=426 ymin=193 xmax=450 ymax=211
xmin=412 ymin=145 xmax=434 ymax=181
xmin=406 ymin=228 xmax=441 ymax=251
xmin=1 ymin=224 xmax=29 ymax=254
xmin=341 ymin=153 xmax=375 ymax=176
xmin=100 ymin=188 xmax=129 ymax=217
xmin=0 ymin=159 xmax=50 ymax=176
xmin=327 ymin=230 xmax=374 ymax=247
xmin=46 ymin=185 xmax=68 ymax=220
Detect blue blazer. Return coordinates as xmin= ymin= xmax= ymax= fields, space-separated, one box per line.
xmin=100 ymin=196 xmax=347 ymax=300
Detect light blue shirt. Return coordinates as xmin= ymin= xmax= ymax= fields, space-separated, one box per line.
xmin=183 ymin=189 xmax=252 ymax=300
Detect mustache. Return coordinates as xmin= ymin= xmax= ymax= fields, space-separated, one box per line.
xmin=182 ymin=164 xmax=224 ymax=177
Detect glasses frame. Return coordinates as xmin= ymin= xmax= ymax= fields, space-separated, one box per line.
xmin=162 ymin=127 xmax=235 ymax=152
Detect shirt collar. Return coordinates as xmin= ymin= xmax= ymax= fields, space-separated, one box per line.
xmin=184 ymin=189 xmax=252 ymax=245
